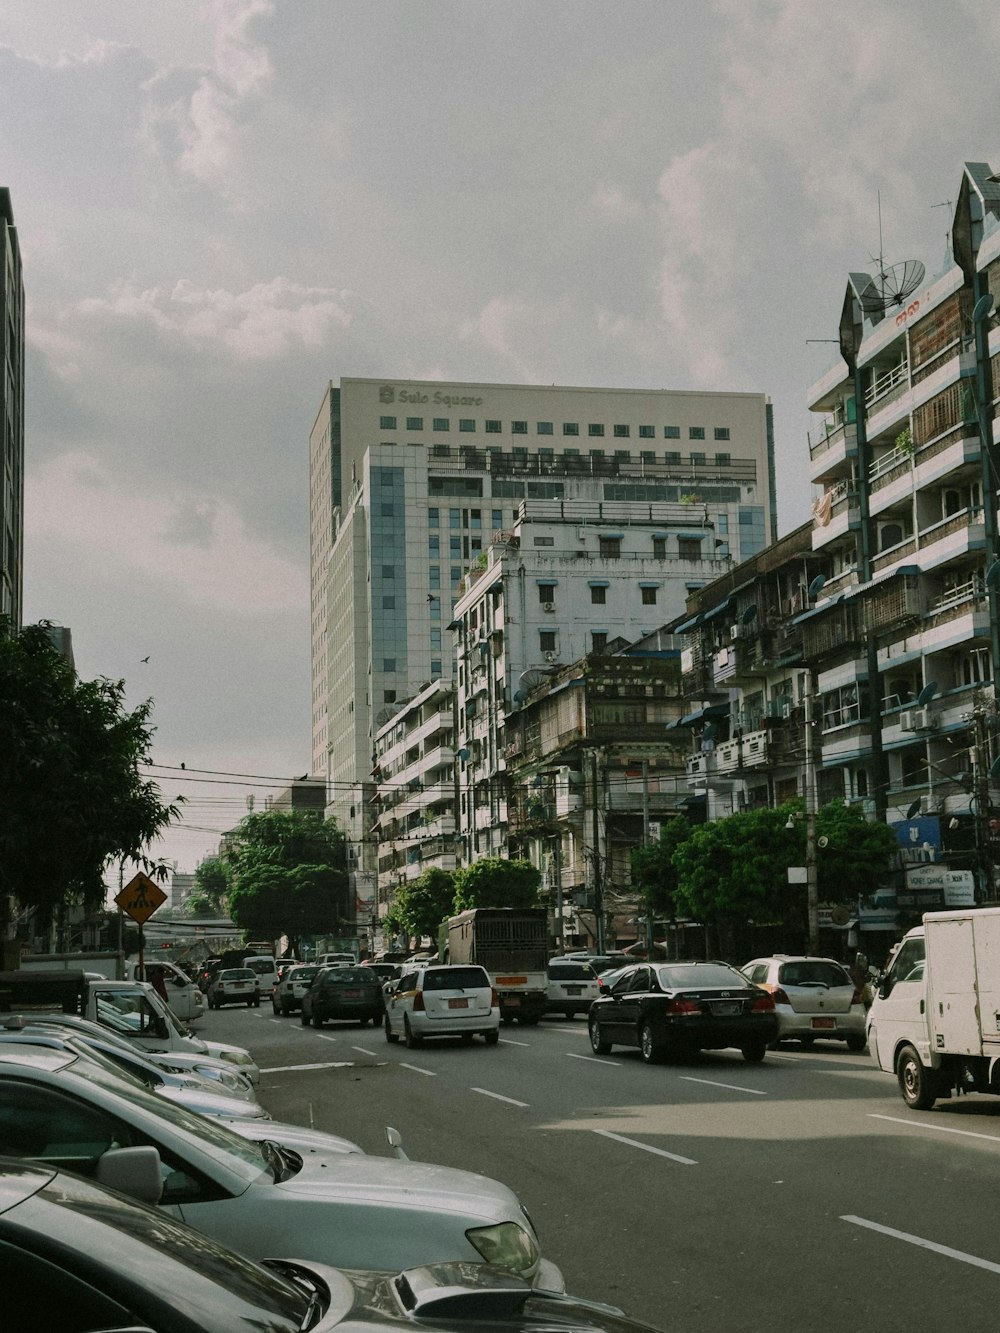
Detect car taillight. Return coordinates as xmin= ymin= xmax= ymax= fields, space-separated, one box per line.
xmin=666 ymin=997 xmax=700 ymax=1015
xmin=491 ymin=987 xmax=499 ymax=1007
xmin=771 ymin=987 xmax=790 ymax=1006
xmin=413 ymin=990 xmax=425 ymax=1011
xmin=751 ymin=991 xmax=775 ymax=1012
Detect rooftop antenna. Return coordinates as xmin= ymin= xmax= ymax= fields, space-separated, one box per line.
xmin=859 ymin=190 xmax=925 ymax=316
xmin=931 ymin=199 xmax=953 ymax=256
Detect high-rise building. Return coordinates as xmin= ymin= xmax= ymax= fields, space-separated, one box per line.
xmin=309 ymin=377 xmax=777 ymax=916
xmin=0 ymin=189 xmax=24 ymax=629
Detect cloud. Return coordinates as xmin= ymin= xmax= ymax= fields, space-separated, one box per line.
xmin=25 ymin=451 xmax=306 ymax=615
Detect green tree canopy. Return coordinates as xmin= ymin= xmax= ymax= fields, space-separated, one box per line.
xmin=630 ymin=816 xmax=696 ymax=920
xmin=389 ymin=867 xmax=456 ymax=944
xmin=225 ymin=809 xmax=348 ymax=955
xmin=452 ymin=857 xmax=540 ymax=911
xmin=185 ymin=855 xmax=231 ymax=917
xmin=0 ymin=619 xmax=178 ymax=930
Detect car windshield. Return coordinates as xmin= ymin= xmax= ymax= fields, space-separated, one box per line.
xmin=423 ymin=968 xmax=489 ymax=990
xmin=289 ymin=966 xmax=320 ymax=983
xmin=548 ymin=963 xmax=595 ymax=980
xmin=654 ymin=963 xmax=747 ymax=989
xmin=325 ymin=968 xmax=378 ymax=985
xmin=219 ymin=969 xmax=255 ymax=981
xmin=778 ymin=960 xmax=850 ymax=987
xmin=244 ymin=959 xmax=274 ymax=975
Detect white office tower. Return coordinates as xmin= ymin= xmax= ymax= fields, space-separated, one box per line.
xmin=310 ymin=378 xmax=776 ymax=916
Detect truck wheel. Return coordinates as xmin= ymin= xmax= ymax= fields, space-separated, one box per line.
xmin=897 ymin=1044 xmax=937 ymax=1110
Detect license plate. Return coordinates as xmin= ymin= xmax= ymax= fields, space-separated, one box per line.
xmin=497 ymin=976 xmax=527 ymax=985
xmin=344 ymin=989 xmax=361 ymax=998
xmin=563 ymin=986 xmax=583 ymax=995
xmin=811 ymin=1016 xmax=836 ymax=1029
xmin=506 ymin=995 xmax=521 ymax=1007
xmin=713 ymin=1002 xmax=740 ymax=1016
xmin=448 ymin=997 xmax=469 ymax=1009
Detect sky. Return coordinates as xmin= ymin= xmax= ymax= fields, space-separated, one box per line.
xmin=6 ymin=0 xmax=1000 ymax=878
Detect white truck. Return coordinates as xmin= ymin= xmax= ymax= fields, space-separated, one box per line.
xmin=17 ymin=953 xmax=205 ymax=1023
xmin=867 ymin=906 xmax=1000 ymax=1109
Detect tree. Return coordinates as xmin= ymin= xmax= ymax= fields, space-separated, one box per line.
xmin=0 ymin=619 xmax=179 ymax=933
xmin=225 ymin=809 xmax=349 ymax=955
xmin=389 ymin=867 xmax=456 ymax=944
xmin=452 ymin=857 xmax=540 ymax=911
xmin=185 ymin=856 xmax=231 ymax=917
xmin=630 ymin=816 xmax=695 ymax=921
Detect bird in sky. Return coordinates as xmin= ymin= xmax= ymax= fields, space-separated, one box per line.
xmin=140 ymin=655 xmax=150 ymax=663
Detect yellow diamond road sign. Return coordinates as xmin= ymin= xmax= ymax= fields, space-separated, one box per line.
xmin=116 ymin=872 xmax=167 ymax=925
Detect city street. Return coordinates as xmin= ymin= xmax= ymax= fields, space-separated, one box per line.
xmin=200 ymin=1006 xmax=1000 ymax=1331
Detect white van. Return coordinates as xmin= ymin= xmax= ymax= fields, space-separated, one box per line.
xmin=317 ymin=952 xmax=358 ymax=967
xmin=125 ymin=960 xmax=205 ymax=1023
xmin=241 ymin=955 xmax=280 ymax=996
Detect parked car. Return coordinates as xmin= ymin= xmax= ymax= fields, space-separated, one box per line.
xmin=207 ymin=967 xmax=261 ymax=1009
xmin=740 ymin=955 xmax=868 ymax=1051
xmin=596 ymin=966 xmax=630 ymax=994
xmin=0 ymin=1158 xmax=669 ymax=1333
xmin=385 ymin=965 xmax=500 ymax=1047
xmin=587 ymin=961 xmax=778 ymax=1063
xmin=545 ymin=960 xmax=599 ymax=1018
xmin=301 ymin=967 xmax=385 ymax=1028
xmin=242 ymin=955 xmax=280 ymax=997
xmin=273 ymin=963 xmax=321 ymax=1015
xmin=0 ymin=1044 xmax=563 ymax=1291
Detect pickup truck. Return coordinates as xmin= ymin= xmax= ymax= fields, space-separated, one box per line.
xmin=17 ymin=954 xmax=206 ymax=1023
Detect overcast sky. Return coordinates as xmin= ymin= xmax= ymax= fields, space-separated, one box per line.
xmin=6 ymin=0 xmax=1000 ymax=876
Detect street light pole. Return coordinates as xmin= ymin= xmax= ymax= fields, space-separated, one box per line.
xmin=805 ymin=685 xmax=819 ymax=952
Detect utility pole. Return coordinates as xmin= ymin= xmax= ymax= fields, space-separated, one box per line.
xmin=590 ymin=749 xmax=605 ymax=952
xmin=642 ymin=757 xmax=654 ymax=957
xmin=805 ymin=684 xmax=819 ymax=952
xmin=552 ymin=838 xmax=564 ymax=954
xmin=972 ymin=705 xmax=992 ymax=902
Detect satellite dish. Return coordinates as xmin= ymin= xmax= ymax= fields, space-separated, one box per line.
xmin=858 ymin=260 xmax=925 ymax=315
xmin=817 ymin=835 xmax=829 ymax=849
xmin=915 ymin=681 xmax=938 ymax=705
xmin=519 ymin=668 xmax=550 ymax=692
xmin=973 ymin=293 xmax=996 ymax=325
xmin=807 ymin=573 xmax=827 ymax=599
xmin=906 ymin=798 xmax=922 ymax=820
xmin=741 ymin=604 xmax=758 ymax=624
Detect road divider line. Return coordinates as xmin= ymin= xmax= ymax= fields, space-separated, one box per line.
xmin=567 ymin=1052 xmax=620 ymax=1067
xmin=399 ymin=1062 xmax=436 ymax=1076
xmin=869 ymin=1113 xmax=1000 ymax=1145
xmin=499 ymin=1038 xmax=531 ymax=1047
xmin=680 ymin=1076 xmax=767 ymax=1095
xmin=593 ymin=1129 xmax=697 ymax=1165
xmin=842 ymin=1215 xmax=1000 ymax=1274
xmin=351 ymin=1046 xmax=378 ymax=1056
xmin=471 ymin=1087 xmax=529 ymax=1107
xmin=259 ymin=1061 xmax=356 ymax=1073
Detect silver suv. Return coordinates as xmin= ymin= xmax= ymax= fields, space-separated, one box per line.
xmin=740 ymin=955 xmax=867 ymax=1050
xmin=385 ymin=965 xmax=500 ymax=1048
xmin=272 ymin=963 xmax=321 ymax=1016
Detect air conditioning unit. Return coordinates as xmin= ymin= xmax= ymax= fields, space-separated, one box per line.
xmin=899 ymin=710 xmax=917 ymax=732
xmin=729 ymin=625 xmax=740 ymax=641
xmin=542 ymin=603 xmax=556 ymax=613
xmin=914 ymin=707 xmax=937 ymax=731
xmin=543 ymin=651 xmax=558 ymax=663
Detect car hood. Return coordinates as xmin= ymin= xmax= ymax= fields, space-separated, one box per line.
xmin=224 ymin=1118 xmax=364 ymax=1155
xmin=156 ymin=1086 xmax=271 ymax=1119
xmin=278 ymin=1154 xmax=526 ymax=1226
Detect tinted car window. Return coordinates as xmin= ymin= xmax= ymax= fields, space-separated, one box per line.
xmin=778 ymin=961 xmax=850 ymax=987
xmin=655 ymin=964 xmax=748 ymax=989
xmin=547 ymin=963 xmax=595 ymax=980
xmin=322 ymin=968 xmax=378 ymax=985
xmin=422 ymin=967 xmax=489 ymax=990
xmin=218 ymin=969 xmax=255 ymax=981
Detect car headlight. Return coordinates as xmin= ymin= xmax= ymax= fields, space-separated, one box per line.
xmin=465 ymin=1222 xmax=538 ymax=1275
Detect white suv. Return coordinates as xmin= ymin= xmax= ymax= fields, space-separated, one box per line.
xmin=385 ymin=965 xmax=500 ymax=1048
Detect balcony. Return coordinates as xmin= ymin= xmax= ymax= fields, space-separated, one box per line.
xmin=809 ymin=419 xmax=858 ymax=485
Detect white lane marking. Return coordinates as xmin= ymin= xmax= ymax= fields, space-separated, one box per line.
xmin=567 ymin=1052 xmax=620 ymax=1067
xmin=870 ymin=1113 xmax=1000 ymax=1145
xmin=259 ymin=1061 xmax=356 ymax=1073
xmin=593 ymin=1129 xmax=697 ymax=1165
xmin=351 ymin=1046 xmax=378 ymax=1056
xmin=499 ymin=1038 xmax=531 ymax=1047
xmin=680 ymin=1076 xmax=767 ymax=1095
xmin=471 ymin=1087 xmax=529 ymax=1107
xmin=399 ymin=1062 xmax=436 ymax=1076
xmin=842 ymin=1215 xmax=1000 ymax=1275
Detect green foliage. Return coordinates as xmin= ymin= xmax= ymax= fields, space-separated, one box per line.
xmin=895 ymin=426 xmax=914 ymax=456
xmin=630 ymin=817 xmax=692 ymax=918
xmin=0 ymin=619 xmax=179 ymax=928
xmin=186 ymin=856 xmax=231 ymax=917
xmin=226 ymin=810 xmax=349 ymax=950
xmin=389 ymin=867 xmax=456 ymax=942
xmin=452 ymin=857 xmax=540 ymax=911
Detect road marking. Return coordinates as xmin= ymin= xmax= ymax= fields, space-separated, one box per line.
xmin=471 ymin=1087 xmax=529 ymax=1107
xmin=870 ymin=1113 xmax=1000 ymax=1145
xmin=399 ymin=1062 xmax=436 ymax=1076
xmin=259 ymin=1061 xmax=356 ymax=1073
xmin=593 ymin=1129 xmax=697 ymax=1165
xmin=567 ymin=1052 xmax=620 ymax=1067
xmin=351 ymin=1046 xmax=378 ymax=1056
xmin=842 ymin=1215 xmax=1000 ymax=1275
xmin=681 ymin=1076 xmax=767 ymax=1095
xmin=499 ymin=1038 xmax=531 ymax=1047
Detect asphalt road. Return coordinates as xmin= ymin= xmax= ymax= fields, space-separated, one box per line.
xmin=197 ymin=1005 xmax=1000 ymax=1332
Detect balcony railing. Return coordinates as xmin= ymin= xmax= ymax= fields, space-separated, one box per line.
xmin=865 ymin=358 xmax=909 ymax=410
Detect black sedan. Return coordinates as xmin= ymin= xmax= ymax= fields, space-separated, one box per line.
xmin=587 ymin=962 xmax=777 ymax=1063
xmin=301 ymin=966 xmax=385 ymax=1027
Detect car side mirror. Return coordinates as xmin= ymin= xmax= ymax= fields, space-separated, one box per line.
xmin=385 ymin=1125 xmax=409 ymax=1161
xmin=96 ymin=1146 xmax=163 ymax=1205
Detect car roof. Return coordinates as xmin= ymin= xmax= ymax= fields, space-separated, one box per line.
xmin=0 ymin=1044 xmax=75 ymax=1073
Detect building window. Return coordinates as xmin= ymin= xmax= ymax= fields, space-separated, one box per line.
xmin=470 ymin=509 xmax=482 ymax=529
xmin=512 ymin=420 xmax=528 ymax=434
xmin=562 ymin=422 xmax=580 ymax=436
xmin=428 ymin=508 xmax=439 ymax=527
xmin=590 ymin=448 xmax=605 ymax=459
xmin=429 ymin=566 xmax=440 ymax=586
xmin=639 ymin=425 xmax=655 ymax=439
xmin=592 ymin=632 xmax=608 ymax=654
xmin=588 ymin=423 xmax=605 ymax=437
xmin=450 ymin=509 xmax=461 ymax=528
xmin=613 ymin=424 xmax=630 ymax=438
xmin=382 ymin=565 xmax=395 ymax=579
xmin=485 ymin=419 xmax=502 ymax=433
xmin=640 ymin=450 xmax=656 ymax=464
xmin=537 ymin=421 xmax=554 ymax=435
xmin=429 ymin=536 xmax=439 ymax=555
xmin=714 ymin=427 xmax=731 ymax=441
xmin=652 ymin=537 xmax=667 ymax=559
xmin=715 ymin=452 xmax=731 ymax=467
xmin=614 ymin=450 xmax=630 ymax=461
xmin=451 ymin=566 xmax=461 ymax=584
xmin=678 ymin=537 xmax=702 ymax=560
xmin=538 ymin=584 xmax=555 ymax=605
xmin=431 ymin=659 xmax=442 ymax=675
xmin=599 ymin=537 xmax=622 ymax=558
xmin=384 ymin=659 xmax=396 ymax=672
xmin=690 ymin=452 xmax=706 ymax=466
xmin=430 ymin=628 xmax=442 ymax=649
xmin=432 ymin=444 xmax=450 ymax=457
xmin=384 ymin=690 xmax=397 ymax=704
xmin=591 ymin=585 xmax=607 ymax=604
xmin=534 ymin=535 xmax=555 ymax=546
xmin=564 ymin=447 xmax=580 ymax=457
xmin=433 ymin=417 xmax=449 ymax=431
xmin=380 ymin=415 xmax=397 ymax=430
xmin=459 ymin=418 xmax=475 ymax=432
xmin=491 ymin=509 xmax=502 ymax=529
xmin=664 ymin=451 xmax=681 ymax=464
xmin=689 ymin=426 xmax=705 ymax=440
xmin=641 ymin=586 xmax=657 ymax=605
xmin=450 ymin=536 xmax=462 ymax=556
xmin=383 ymin=596 xmax=396 ymax=609
xmin=540 ymin=631 xmax=556 ymax=652
xmin=406 ymin=417 xmax=424 ymax=430
xmin=665 ymin=425 xmax=681 ymax=439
